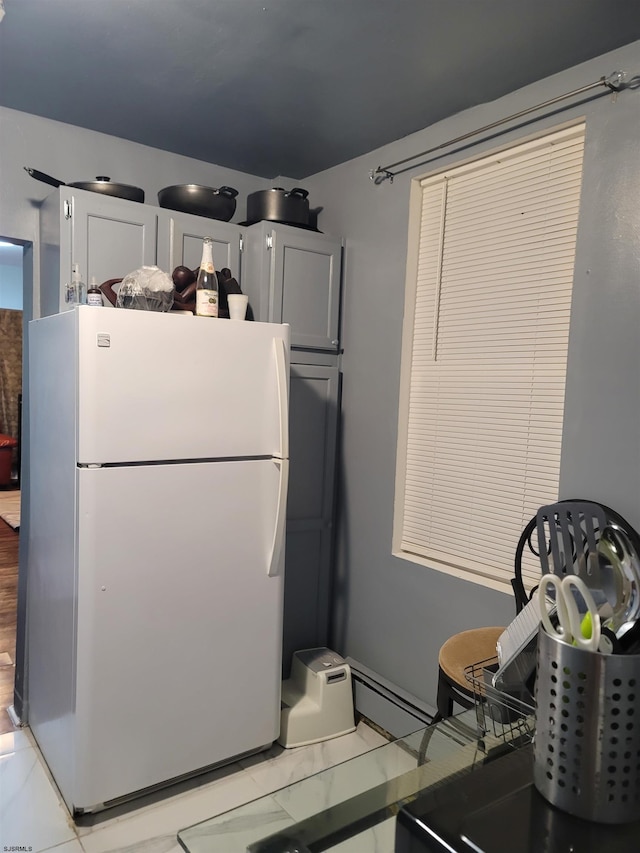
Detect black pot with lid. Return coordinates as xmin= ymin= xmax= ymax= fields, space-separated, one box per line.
xmin=246 ymin=187 xmax=310 ymax=226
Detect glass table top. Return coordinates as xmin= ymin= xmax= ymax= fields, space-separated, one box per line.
xmin=178 ymin=709 xmax=532 ymax=853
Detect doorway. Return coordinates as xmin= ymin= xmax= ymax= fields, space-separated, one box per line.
xmin=0 ymin=240 xmax=23 ymax=489
xmin=0 ymin=237 xmax=30 ymax=733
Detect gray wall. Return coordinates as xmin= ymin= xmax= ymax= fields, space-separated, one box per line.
xmin=303 ymin=41 xmax=640 ymax=706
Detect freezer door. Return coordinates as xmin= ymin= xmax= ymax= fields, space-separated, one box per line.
xmin=75 ymin=307 xmax=289 ymax=464
xmin=73 ymin=460 xmax=285 ymax=809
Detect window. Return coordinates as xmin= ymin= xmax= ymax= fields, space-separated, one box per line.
xmin=394 ymin=124 xmax=586 ymax=595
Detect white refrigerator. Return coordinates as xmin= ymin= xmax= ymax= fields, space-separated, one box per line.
xmin=26 ymin=306 xmax=290 ymax=814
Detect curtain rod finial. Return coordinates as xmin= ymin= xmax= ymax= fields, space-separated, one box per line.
xmin=369 ymin=168 xmax=394 ymax=185
xmin=603 ymin=70 xmax=626 ymax=91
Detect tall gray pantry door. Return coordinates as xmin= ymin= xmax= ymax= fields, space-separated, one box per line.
xmin=284 ymin=361 xmax=340 ymax=674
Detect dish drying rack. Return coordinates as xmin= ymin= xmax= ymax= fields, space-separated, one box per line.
xmin=464 ymin=656 xmax=535 ymax=755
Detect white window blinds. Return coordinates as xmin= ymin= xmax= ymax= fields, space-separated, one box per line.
xmin=395 ymin=124 xmax=585 ymax=594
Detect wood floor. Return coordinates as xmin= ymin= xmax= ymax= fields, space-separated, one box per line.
xmin=0 ymin=516 xmax=19 ymax=734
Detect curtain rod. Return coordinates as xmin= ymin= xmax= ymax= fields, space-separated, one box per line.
xmin=370 ymin=70 xmax=625 ymax=185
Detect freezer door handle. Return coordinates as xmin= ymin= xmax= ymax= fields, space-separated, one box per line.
xmin=268 ymin=458 xmax=289 ymax=577
xmin=274 ymin=336 xmax=289 ymax=459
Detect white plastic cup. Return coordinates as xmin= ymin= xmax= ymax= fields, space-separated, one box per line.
xmin=228 ymin=294 xmax=249 ymax=320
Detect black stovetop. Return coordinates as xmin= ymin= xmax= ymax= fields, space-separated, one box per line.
xmin=395 ymin=746 xmax=640 ymax=853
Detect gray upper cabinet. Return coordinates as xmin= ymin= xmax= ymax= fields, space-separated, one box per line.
xmin=156 ymin=211 xmax=241 ymax=280
xmin=39 ymin=187 xmax=243 ymax=317
xmin=40 ymin=190 xmax=157 ymax=317
xmin=242 ymin=222 xmax=343 ymax=351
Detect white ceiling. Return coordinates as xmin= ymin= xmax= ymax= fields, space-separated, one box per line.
xmin=1 ymin=1 xmax=640 ymax=179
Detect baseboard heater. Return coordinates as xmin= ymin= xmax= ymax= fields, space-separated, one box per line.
xmin=345 ymin=657 xmax=436 ymax=739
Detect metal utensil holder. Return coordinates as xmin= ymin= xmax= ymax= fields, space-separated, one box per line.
xmin=534 ymin=625 xmax=640 ymax=823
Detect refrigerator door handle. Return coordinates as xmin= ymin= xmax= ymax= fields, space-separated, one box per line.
xmin=274 ymin=336 xmax=289 ymax=460
xmin=268 ymin=458 xmax=289 ymax=577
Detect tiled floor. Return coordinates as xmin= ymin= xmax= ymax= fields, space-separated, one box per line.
xmin=0 ymin=718 xmax=389 ymax=853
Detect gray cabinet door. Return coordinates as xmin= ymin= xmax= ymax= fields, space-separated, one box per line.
xmin=40 ymin=189 xmax=158 ymax=316
xmin=283 ymin=360 xmax=340 ymax=674
xmin=156 ymin=211 xmax=241 ymax=280
xmin=71 ymin=192 xmax=157 ymax=288
xmin=271 ymin=226 xmax=342 ymax=350
xmin=243 ymin=222 xmax=342 ymax=351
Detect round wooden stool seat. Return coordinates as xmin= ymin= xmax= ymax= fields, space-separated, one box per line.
xmin=420 ymin=625 xmax=507 ymax=763
xmin=438 ymin=626 xmax=504 ymax=692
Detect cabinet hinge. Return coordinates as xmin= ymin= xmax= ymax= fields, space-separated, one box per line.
xmin=266 ymin=234 xmax=273 ymax=250
xmin=64 ymin=199 xmax=72 ymax=220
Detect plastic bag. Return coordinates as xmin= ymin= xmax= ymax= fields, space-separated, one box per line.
xmin=116 ymin=266 xmax=174 ymax=312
